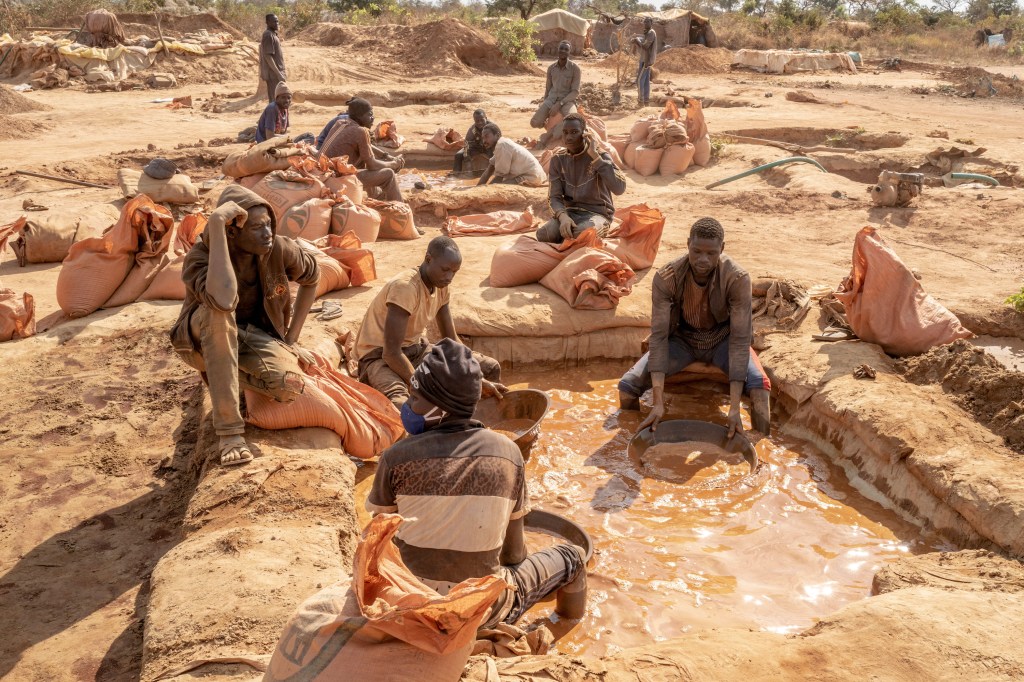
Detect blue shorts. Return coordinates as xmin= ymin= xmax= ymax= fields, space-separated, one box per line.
xmin=618 ymin=334 xmax=770 ymax=397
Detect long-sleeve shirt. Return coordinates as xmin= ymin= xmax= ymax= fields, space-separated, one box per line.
xmin=638 ymin=28 xmax=657 ymax=66
xmin=255 ymin=102 xmax=288 ymax=143
xmin=543 ymin=60 xmax=581 ymax=105
xmin=648 ymin=253 xmax=752 ymax=382
xmin=547 ymin=149 xmax=627 ymax=220
xmin=259 ymin=29 xmax=285 ymax=80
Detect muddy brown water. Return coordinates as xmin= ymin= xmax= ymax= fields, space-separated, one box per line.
xmin=354 ymin=366 xmax=947 ymax=657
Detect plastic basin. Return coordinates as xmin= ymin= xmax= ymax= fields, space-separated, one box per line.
xmin=472 ymin=388 xmax=550 ymax=458
xmin=523 ymin=509 xmax=594 ymax=563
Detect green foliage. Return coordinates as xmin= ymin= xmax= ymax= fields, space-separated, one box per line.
xmin=991 ymin=0 xmax=1018 ymax=17
xmin=1006 ymin=287 xmax=1024 ymax=313
xmin=871 ymin=0 xmax=925 ymax=31
xmin=491 ymin=17 xmax=537 ymax=62
xmin=487 ymin=0 xmax=565 ymax=20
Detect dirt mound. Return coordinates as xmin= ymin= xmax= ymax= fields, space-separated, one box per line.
xmin=115 ymin=12 xmax=245 ymax=39
xmin=873 ymin=549 xmax=1024 ymax=595
xmin=297 ymin=19 xmax=530 ymax=77
xmin=943 ymin=65 xmax=1024 ymax=99
xmin=655 ymin=46 xmax=733 ymax=74
xmin=896 ymin=338 xmax=1024 ymax=454
xmin=0 ymin=85 xmax=50 ymax=115
xmin=160 ymin=50 xmax=258 ymax=85
xmin=0 ymin=115 xmax=53 ymax=141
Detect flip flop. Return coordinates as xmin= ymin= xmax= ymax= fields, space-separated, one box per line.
xmin=812 ymin=326 xmax=856 ymax=342
xmin=317 ymin=300 xmax=344 ymax=321
xmin=219 ymin=442 xmax=253 ymax=467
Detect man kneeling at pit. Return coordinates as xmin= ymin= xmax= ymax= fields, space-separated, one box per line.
xmin=367 ymin=338 xmax=588 ymax=626
xmin=170 ymin=186 xmax=320 ymax=466
xmin=354 ymin=236 xmax=506 ymax=410
xmin=618 ymin=217 xmax=771 ymax=437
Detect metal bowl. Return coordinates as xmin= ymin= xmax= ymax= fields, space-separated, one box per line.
xmin=628 ymin=419 xmax=759 ymax=481
xmin=523 ymin=509 xmax=594 ymax=563
xmin=472 ymin=388 xmax=550 ymax=458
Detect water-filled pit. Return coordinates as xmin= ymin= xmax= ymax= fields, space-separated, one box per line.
xmin=355 ymin=365 xmax=949 ymax=657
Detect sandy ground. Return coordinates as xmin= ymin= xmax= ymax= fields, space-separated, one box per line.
xmin=2 ymin=28 xmax=1024 ymax=681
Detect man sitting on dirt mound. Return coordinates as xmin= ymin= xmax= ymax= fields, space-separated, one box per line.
xmin=477 ymin=123 xmax=546 ymax=187
xmin=367 ymin=338 xmax=588 ymax=627
xmin=170 ymin=186 xmax=320 ymax=467
xmin=537 ymin=113 xmax=627 ymax=243
xmin=255 ymin=83 xmax=291 ymax=143
xmin=531 ymin=40 xmax=581 ymax=150
xmin=453 ymin=108 xmax=492 ymax=174
xmin=319 ymin=97 xmax=405 ymax=202
xmin=354 ymin=236 xmax=506 ymax=410
xmin=617 ymin=217 xmax=771 ymax=438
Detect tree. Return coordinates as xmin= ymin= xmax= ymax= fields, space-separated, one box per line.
xmin=932 ymin=0 xmax=962 ymax=12
xmin=486 ymin=0 xmax=567 ymax=19
xmin=991 ymin=0 xmax=1018 ymax=17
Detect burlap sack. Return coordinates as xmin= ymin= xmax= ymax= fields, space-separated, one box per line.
xmin=117 ymin=169 xmax=200 ymax=204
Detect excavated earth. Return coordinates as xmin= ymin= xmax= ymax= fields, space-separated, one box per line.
xmin=1 ymin=21 xmax=1024 ymax=682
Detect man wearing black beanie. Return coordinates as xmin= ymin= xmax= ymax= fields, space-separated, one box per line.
xmin=367 ymin=338 xmax=588 ymax=626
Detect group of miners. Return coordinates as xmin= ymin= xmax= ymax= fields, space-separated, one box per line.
xmin=181 ymin=11 xmax=765 ymax=636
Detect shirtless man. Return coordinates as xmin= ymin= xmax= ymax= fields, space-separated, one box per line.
xmin=170 ymin=186 xmax=320 ymax=466
xmin=318 ymin=97 xmax=405 ymax=202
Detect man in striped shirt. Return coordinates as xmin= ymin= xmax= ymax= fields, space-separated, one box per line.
xmin=367 ymin=339 xmax=588 ymax=627
xmin=617 ymin=217 xmax=771 ymax=437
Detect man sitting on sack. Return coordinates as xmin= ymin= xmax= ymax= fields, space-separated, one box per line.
xmin=477 ymin=123 xmax=546 ymax=187
xmin=453 ymin=108 xmax=492 ymax=174
xmin=531 ymin=40 xmax=581 ymax=150
xmin=536 ymin=113 xmax=627 ymax=243
xmin=170 ymin=186 xmax=320 ymax=466
xmin=255 ymin=82 xmax=292 ymax=143
xmin=617 ymin=217 xmax=771 ymax=438
xmin=367 ymin=338 xmax=588 ymax=627
xmin=319 ymin=97 xmax=405 ymax=202
xmin=354 ymin=236 xmax=506 ymax=410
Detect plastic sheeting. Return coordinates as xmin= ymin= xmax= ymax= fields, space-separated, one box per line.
xmin=530 ymin=9 xmax=591 ymax=37
xmin=732 ymin=49 xmax=857 ymax=74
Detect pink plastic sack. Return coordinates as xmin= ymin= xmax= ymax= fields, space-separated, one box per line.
xmin=835 ymin=226 xmax=973 ymax=356
xmin=489 ymin=228 xmax=603 ymax=288
xmin=602 ymin=203 xmax=667 ymax=271
xmin=539 ymin=247 xmax=636 ymax=310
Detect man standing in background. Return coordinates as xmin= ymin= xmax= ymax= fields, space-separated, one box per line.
xmin=260 ymin=13 xmax=286 ymax=103
xmin=633 ymin=17 xmax=656 ymax=108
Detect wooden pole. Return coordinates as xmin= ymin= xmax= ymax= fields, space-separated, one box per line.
xmin=15 ymin=170 xmax=111 ymax=189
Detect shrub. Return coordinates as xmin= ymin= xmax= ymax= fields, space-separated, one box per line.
xmin=1007 ymin=287 xmax=1024 ymax=313
xmin=491 ymin=18 xmax=536 ymax=64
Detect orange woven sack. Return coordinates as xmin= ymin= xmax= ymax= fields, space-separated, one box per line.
xmin=489 ymin=228 xmax=603 ymax=288
xmin=138 ymin=213 xmax=207 ymax=301
xmin=57 ymin=196 xmax=172 ymax=317
xmin=835 ymin=226 xmax=973 ymax=356
xmin=659 ymin=143 xmax=696 ymax=175
xmin=221 ymin=138 xmax=294 ymax=178
xmin=325 ymin=173 xmax=364 ymax=205
xmin=426 ymin=127 xmax=466 ymax=152
xmin=331 ymin=197 xmax=381 ymax=242
xmin=692 ymin=134 xmax=712 ymax=167
xmin=539 ymin=247 xmax=636 ymax=310
xmin=442 ymin=208 xmax=536 ymax=238
xmin=608 ymin=134 xmax=630 ymax=160
xmin=251 ymin=170 xmax=326 ymax=223
xmin=315 ymin=232 xmax=377 ymax=288
xmin=624 ymin=141 xmax=639 ymax=169
xmin=280 ymin=197 xmax=334 ymax=241
xmin=602 ymin=203 xmax=667 ymax=271
xmin=263 ymin=514 xmax=507 ymax=682
xmin=544 ymin=110 xmax=564 ymax=133
xmin=0 ymin=287 xmax=35 ymax=342
xmin=103 ymin=197 xmax=177 ymax=309
xmin=244 ymin=351 xmax=404 ymax=459
xmin=632 ymin=145 xmax=664 ymax=177
xmin=630 ymin=116 xmax=657 ymax=142
xmin=365 ymin=198 xmax=418 ymax=240
xmin=684 ymin=98 xmax=709 ymax=141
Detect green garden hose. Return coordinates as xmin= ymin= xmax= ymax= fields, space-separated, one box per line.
xmin=948 ymin=172 xmax=999 ymax=187
xmin=705 ymin=157 xmax=828 ymax=190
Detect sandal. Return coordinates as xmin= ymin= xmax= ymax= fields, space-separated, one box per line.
xmin=812 ymin=325 xmax=856 ymax=342
xmin=317 ymin=300 xmax=344 ymax=321
xmin=219 ymin=442 xmax=254 ymax=467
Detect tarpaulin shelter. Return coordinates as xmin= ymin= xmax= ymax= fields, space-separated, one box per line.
xmin=732 ymin=49 xmax=857 ymax=74
xmin=530 ymin=9 xmax=592 ymax=56
xmin=592 ymin=9 xmax=717 ymax=54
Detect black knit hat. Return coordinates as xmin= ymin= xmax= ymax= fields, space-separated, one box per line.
xmin=410 ymin=339 xmax=481 ymax=418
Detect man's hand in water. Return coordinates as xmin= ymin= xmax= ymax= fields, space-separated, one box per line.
xmin=482 ymin=380 xmax=508 ymax=399
xmin=727 ymin=405 xmax=744 ymax=440
xmin=291 ymin=344 xmax=316 ymax=366
xmin=557 ymin=212 xmax=577 ymax=240
xmin=212 ymin=201 xmax=247 ymax=230
xmin=639 ymin=402 xmax=665 ymax=431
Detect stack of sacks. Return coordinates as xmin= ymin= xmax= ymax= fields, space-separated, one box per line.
xmin=615 ymin=99 xmax=712 ymax=177
xmin=539 ymin=110 xmax=627 ymax=173
xmin=224 ymin=138 xmax=419 ymax=242
xmin=489 ymin=204 xmax=666 ymax=310
xmin=0 ymin=204 xmax=120 ymax=267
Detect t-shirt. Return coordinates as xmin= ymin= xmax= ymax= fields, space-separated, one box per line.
xmin=354 ymin=267 xmax=451 ymax=360
xmin=366 ymin=421 xmax=528 ymax=600
xmin=491 ymin=138 xmax=546 ymax=186
xmin=319 ymin=120 xmax=373 ymax=168
xmin=259 ymin=29 xmax=285 ymax=80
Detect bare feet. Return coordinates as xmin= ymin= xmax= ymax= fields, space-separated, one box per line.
xmin=219 ymin=435 xmax=253 ymax=467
